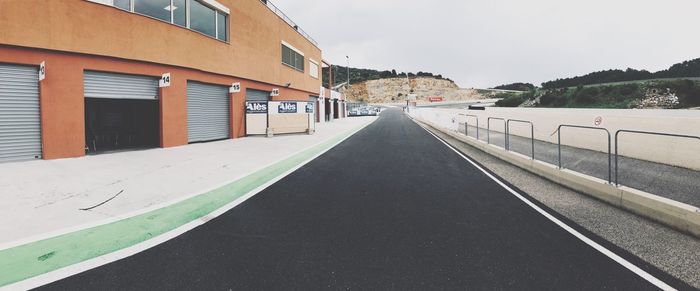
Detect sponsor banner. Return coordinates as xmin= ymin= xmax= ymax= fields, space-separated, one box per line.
xmin=306 ymin=102 xmax=315 ymax=113
xmin=278 ymin=102 xmax=298 ymax=114
xmin=428 ymin=96 xmax=444 ymax=102
xmin=246 ymin=101 xmax=268 ymax=114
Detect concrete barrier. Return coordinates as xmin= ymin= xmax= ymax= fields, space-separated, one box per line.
xmin=414 ymin=116 xmax=700 ymax=238
xmin=413 ymin=107 xmax=700 ymax=171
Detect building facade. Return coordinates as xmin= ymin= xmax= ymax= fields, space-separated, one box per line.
xmin=0 ymin=0 xmax=340 ymax=162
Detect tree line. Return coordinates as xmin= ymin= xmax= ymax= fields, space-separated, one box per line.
xmin=322 ymin=66 xmax=452 ymax=88
xmin=541 ymin=58 xmax=700 ymax=89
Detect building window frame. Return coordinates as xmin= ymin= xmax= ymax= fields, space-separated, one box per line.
xmin=309 ymin=59 xmax=319 ymax=79
xmin=85 ymin=0 xmax=229 ymax=42
xmin=281 ymin=41 xmax=305 ymax=73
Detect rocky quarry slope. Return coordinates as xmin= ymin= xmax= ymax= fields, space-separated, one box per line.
xmin=343 ymin=77 xmax=490 ymax=103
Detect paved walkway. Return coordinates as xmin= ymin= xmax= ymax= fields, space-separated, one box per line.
xmin=40 ymin=109 xmax=688 ymax=290
xmin=0 ymin=117 xmax=376 ymax=247
xmin=458 ymin=125 xmax=700 ymax=208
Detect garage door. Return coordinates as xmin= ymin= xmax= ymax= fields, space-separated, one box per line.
xmin=246 ymin=89 xmax=270 ymax=101
xmin=0 ymin=64 xmax=41 ymax=162
xmin=84 ymin=71 xmax=158 ymax=100
xmin=187 ymin=81 xmax=230 ymax=143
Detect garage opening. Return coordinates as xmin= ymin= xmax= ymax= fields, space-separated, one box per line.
xmin=84 ymin=71 xmax=160 ymax=154
xmin=85 ymin=98 xmax=159 ymax=153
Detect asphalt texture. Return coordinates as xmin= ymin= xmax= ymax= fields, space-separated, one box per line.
xmin=41 ymin=109 xmax=686 ymax=290
xmin=461 ymin=124 xmax=700 ymax=208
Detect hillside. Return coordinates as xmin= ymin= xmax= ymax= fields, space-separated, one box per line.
xmin=542 ymin=58 xmax=700 ymax=89
xmin=322 ymin=66 xmax=451 ymax=88
xmin=496 ymin=79 xmax=700 ymax=109
xmin=343 ymin=77 xmax=489 ymax=104
xmin=492 ymin=57 xmax=700 ymax=109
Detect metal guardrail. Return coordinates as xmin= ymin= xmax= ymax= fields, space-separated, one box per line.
xmin=260 ymin=0 xmax=319 ymax=47
xmin=557 ymin=125 xmax=612 ymax=184
xmin=487 ymin=117 xmax=506 ymax=147
xmin=614 ymin=130 xmax=700 ymax=186
xmin=506 ymin=120 xmax=535 ymax=160
xmin=459 ymin=114 xmax=479 ymax=140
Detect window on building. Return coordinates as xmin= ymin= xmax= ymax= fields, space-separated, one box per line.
xmin=282 ymin=44 xmax=304 ymax=72
xmin=172 ymin=0 xmax=187 ymax=26
xmin=88 ymin=0 xmax=228 ymax=42
xmin=114 ymin=0 xmax=131 ymax=10
xmin=216 ymin=11 xmax=227 ymax=41
xmin=190 ymin=0 xmax=216 ymax=38
xmin=309 ymin=60 xmax=319 ymax=79
xmin=134 ymin=0 xmax=171 ymax=22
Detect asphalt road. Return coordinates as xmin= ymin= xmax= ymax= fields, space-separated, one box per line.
xmin=41 ymin=109 xmax=687 ymax=290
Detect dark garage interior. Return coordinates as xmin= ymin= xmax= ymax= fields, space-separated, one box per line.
xmin=85 ymin=98 xmax=160 ymax=154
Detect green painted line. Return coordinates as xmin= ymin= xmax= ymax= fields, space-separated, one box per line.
xmin=0 ymin=123 xmax=370 ymax=287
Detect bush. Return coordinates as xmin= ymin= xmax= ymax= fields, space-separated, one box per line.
xmin=574 ymin=87 xmax=599 ymax=104
xmin=496 ymin=95 xmax=526 ymax=107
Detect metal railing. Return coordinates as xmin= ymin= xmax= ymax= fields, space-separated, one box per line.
xmin=459 ymin=114 xmax=479 ymax=140
xmin=487 ymin=117 xmax=506 ymax=147
xmin=260 ymin=0 xmax=319 ymax=47
xmin=614 ymin=130 xmax=700 ymax=186
xmin=506 ymin=120 xmax=535 ymax=160
xmin=557 ymin=125 xmax=612 ymax=184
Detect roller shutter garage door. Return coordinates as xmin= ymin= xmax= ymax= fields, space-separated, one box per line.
xmin=0 ymin=64 xmax=41 ymax=162
xmin=84 ymin=71 xmax=158 ymax=100
xmin=187 ymin=81 xmax=230 ymax=143
xmin=246 ymin=89 xmax=270 ymax=101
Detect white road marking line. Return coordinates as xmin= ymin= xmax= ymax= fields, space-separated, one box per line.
xmin=2 ymin=120 xmax=374 ymax=291
xmin=416 ymin=121 xmax=675 ymax=291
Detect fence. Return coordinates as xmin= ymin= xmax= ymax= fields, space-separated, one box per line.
xmin=260 ymin=0 xmax=319 ymax=47
xmin=412 ymin=108 xmax=700 ymax=189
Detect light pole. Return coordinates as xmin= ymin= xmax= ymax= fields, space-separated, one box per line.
xmin=346 ymin=55 xmax=350 ymax=89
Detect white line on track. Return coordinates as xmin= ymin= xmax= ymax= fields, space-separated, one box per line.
xmin=416 ymin=120 xmax=675 ymax=291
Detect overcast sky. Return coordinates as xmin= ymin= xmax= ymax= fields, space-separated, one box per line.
xmin=273 ymin=0 xmax=700 ymax=88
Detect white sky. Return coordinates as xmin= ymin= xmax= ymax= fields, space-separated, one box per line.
xmin=272 ymin=0 xmax=700 ymax=88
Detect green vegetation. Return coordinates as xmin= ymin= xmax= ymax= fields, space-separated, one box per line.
xmin=322 ymin=66 xmax=451 ymax=88
xmin=534 ymin=80 xmax=700 ymax=108
xmin=492 ymin=82 xmax=535 ymax=91
xmin=495 ymin=91 xmax=535 ymax=107
xmin=541 ymin=58 xmax=700 ymax=89
xmin=494 ymin=57 xmax=700 ymax=108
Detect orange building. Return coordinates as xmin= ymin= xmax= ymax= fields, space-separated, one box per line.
xmin=0 ymin=0 xmax=336 ymax=162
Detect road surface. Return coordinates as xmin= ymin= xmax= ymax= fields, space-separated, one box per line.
xmin=41 ymin=109 xmax=686 ymax=290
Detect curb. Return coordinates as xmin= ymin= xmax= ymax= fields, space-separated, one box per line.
xmin=414 ymin=117 xmax=700 ymax=239
xmin=0 ymin=118 xmax=375 ymax=289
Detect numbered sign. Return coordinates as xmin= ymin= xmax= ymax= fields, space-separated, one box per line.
xmin=271 ymin=88 xmax=280 ymax=97
xmin=229 ymin=82 xmax=241 ymax=93
xmin=39 ymin=62 xmax=46 ymax=81
xmin=159 ymin=73 xmax=171 ymax=88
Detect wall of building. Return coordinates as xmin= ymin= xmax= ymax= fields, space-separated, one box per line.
xmin=0 ymin=0 xmax=322 ymax=94
xmin=0 ymin=46 xmax=313 ymax=160
xmin=414 ymin=107 xmax=700 ymax=171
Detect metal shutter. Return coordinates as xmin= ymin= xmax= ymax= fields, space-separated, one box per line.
xmin=187 ymin=81 xmax=230 ymax=143
xmin=246 ymin=89 xmax=270 ymax=101
xmin=84 ymin=71 xmax=158 ymax=100
xmin=0 ymin=64 xmax=41 ymax=162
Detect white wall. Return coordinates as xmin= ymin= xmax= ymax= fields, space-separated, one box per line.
xmin=412 ymin=107 xmax=700 ymax=171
